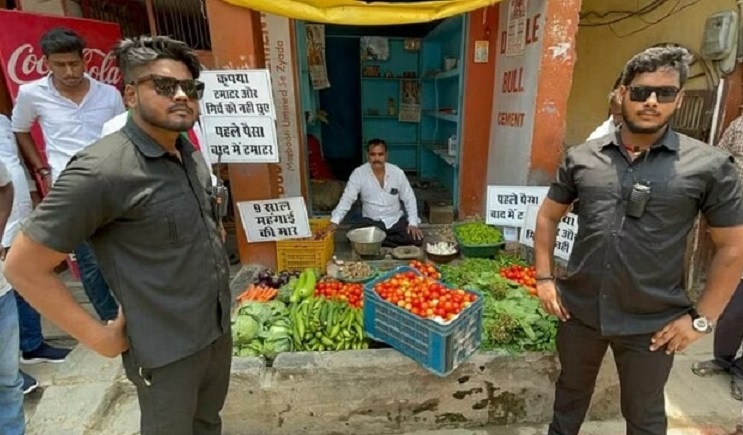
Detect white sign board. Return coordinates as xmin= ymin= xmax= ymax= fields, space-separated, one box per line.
xmin=202 ymin=116 xmax=279 ymax=163
xmin=486 ymin=0 xmax=546 ymax=185
xmin=199 ymin=69 xmax=279 ymax=164
xmin=200 ymin=70 xmax=275 ymax=118
xmin=237 ymin=197 xmax=311 ymax=242
xmin=261 ymin=12 xmax=304 ymax=198
xmin=486 ymin=185 xmax=548 ymax=227
xmin=520 ymin=205 xmax=578 ymax=261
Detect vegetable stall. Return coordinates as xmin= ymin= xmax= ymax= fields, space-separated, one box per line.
xmin=230 ymin=220 xmax=558 ymax=376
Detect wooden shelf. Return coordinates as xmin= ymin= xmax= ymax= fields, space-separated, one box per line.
xmin=361 ymin=76 xmax=419 ymax=81
xmin=423 ymin=111 xmax=459 ymax=123
xmin=423 ymin=68 xmax=460 ymax=80
xmin=422 ymin=142 xmax=456 ymax=167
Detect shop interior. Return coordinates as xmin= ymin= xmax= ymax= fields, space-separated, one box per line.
xmin=295 ymin=16 xmax=467 ymax=224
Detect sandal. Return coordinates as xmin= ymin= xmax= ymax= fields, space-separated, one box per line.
xmin=692 ymin=360 xmax=726 ymax=377
xmin=731 ymin=375 xmax=743 ymax=401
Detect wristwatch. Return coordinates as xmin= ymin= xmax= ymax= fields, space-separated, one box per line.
xmin=688 ymin=307 xmax=713 ymax=334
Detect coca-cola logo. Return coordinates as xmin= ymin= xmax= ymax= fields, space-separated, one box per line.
xmin=6 ymin=43 xmax=121 ymax=87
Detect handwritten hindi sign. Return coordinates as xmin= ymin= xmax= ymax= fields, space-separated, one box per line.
xmin=200 ymin=70 xmax=275 ymax=118
xmin=199 ymin=69 xmax=279 ymax=164
xmin=520 ymin=205 xmax=578 ymax=261
xmin=237 ymin=197 xmax=311 ymax=242
xmin=486 ymin=185 xmax=548 ymax=227
xmin=202 ymin=116 xmax=279 ymax=163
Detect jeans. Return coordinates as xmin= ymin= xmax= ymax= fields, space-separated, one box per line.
xmin=15 ymin=291 xmax=42 ymax=353
xmin=714 ymin=280 xmax=743 ymax=378
xmin=0 ymin=291 xmax=24 ymax=435
xmin=74 ymin=241 xmax=118 ymax=321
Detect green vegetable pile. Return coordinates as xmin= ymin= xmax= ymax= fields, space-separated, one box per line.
xmin=289 ymin=297 xmax=366 ymax=351
xmin=481 ymin=288 xmax=557 ymax=353
xmin=441 ymin=256 xmax=557 ymax=354
xmin=455 ymin=222 xmax=504 ymax=246
xmin=232 ymin=300 xmax=293 ymax=359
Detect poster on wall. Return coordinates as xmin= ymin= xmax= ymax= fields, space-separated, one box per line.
xmin=520 ymin=205 xmax=578 ymax=261
xmin=360 ymin=36 xmax=390 ymax=61
xmin=485 ymin=185 xmax=549 ymax=227
xmin=486 ymin=0 xmax=546 ymax=186
xmin=237 ymin=197 xmax=312 ymax=242
xmin=305 ymin=24 xmax=330 ymax=90
xmin=399 ymin=79 xmax=421 ymax=123
xmin=506 ymin=0 xmax=528 ymax=56
xmin=260 ymin=12 xmax=304 ymax=198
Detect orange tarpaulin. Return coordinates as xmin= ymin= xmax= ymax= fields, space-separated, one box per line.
xmin=220 ymin=0 xmax=501 ymax=25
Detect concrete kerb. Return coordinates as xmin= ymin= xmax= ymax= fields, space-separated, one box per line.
xmin=27 ymin=265 xmax=622 ymax=434
xmin=27 ymin=343 xmax=621 ymax=435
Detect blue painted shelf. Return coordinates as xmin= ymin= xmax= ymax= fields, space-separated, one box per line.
xmin=423 ymin=111 xmax=459 ymax=123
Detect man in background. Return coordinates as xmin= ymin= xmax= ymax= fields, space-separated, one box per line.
xmin=11 ymin=27 xmax=124 ymax=322
xmin=691 ymin=113 xmax=743 ymax=402
xmin=586 ymin=75 xmax=623 ymax=141
xmin=1 ymin=114 xmax=70 ymax=395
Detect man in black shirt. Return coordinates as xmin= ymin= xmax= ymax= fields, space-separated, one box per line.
xmin=535 ymin=46 xmax=743 ymax=434
xmin=5 ymin=36 xmax=231 ymax=435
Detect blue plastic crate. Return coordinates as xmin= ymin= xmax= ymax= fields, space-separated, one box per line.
xmin=363 ymin=266 xmax=483 ymax=377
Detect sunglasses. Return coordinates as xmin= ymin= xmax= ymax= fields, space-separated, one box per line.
xmin=628 ymin=85 xmax=680 ymax=104
xmin=132 ymin=75 xmax=205 ymax=100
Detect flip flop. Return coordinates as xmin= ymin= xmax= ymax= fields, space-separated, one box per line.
xmin=692 ymin=360 xmax=727 ymax=377
xmin=731 ymin=376 xmax=743 ymax=401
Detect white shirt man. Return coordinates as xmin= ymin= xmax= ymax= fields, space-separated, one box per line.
xmin=11 ymin=73 xmax=125 ymax=182
xmin=0 ymin=116 xmax=32 ymax=248
xmin=329 ymin=140 xmax=423 ymax=247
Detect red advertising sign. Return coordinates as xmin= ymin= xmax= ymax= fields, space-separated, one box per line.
xmin=0 ymin=9 xmax=123 ymax=98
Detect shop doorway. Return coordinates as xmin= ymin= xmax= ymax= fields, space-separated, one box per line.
xmin=295 ymin=18 xmax=467 ymax=223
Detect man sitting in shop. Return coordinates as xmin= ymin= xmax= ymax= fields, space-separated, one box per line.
xmin=325 ymin=138 xmax=423 ymax=247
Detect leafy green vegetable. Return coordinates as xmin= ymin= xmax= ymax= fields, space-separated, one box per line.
xmin=232 ymin=300 xmax=293 ymax=359
xmin=441 ymin=258 xmax=520 ymax=298
xmin=481 ymin=288 xmax=557 ymax=354
xmin=455 ymin=222 xmax=503 ymax=246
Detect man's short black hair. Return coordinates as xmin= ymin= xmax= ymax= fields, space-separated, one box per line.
xmin=114 ymin=36 xmax=201 ymax=84
xmin=40 ymin=27 xmax=85 ymax=57
xmin=366 ymin=138 xmax=387 ymax=153
xmin=621 ymin=45 xmax=692 ymax=88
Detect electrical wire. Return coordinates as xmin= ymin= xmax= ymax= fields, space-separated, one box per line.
xmin=606 ymin=0 xmax=704 ymax=38
xmin=579 ymin=0 xmax=666 ymax=27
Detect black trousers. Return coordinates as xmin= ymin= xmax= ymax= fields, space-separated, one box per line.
xmin=353 ymin=216 xmax=422 ymax=248
xmin=549 ymin=319 xmax=674 ymax=435
xmin=122 ymin=333 xmax=232 ymax=435
xmin=714 ymin=280 xmax=743 ymax=378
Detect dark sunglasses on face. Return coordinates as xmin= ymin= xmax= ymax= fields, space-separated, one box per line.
xmin=132 ymin=74 xmax=205 ymax=100
xmin=628 ymin=85 xmax=680 ymax=104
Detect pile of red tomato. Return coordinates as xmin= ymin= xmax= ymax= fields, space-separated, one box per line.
xmin=409 ymin=260 xmax=442 ymax=280
xmin=314 ymin=279 xmax=364 ymax=309
xmin=374 ymin=271 xmax=476 ymax=321
xmin=499 ymin=264 xmax=538 ymax=296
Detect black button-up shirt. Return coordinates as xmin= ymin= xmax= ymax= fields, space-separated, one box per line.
xmin=23 ymin=118 xmax=231 ymax=368
xmin=548 ymin=128 xmax=743 ymax=335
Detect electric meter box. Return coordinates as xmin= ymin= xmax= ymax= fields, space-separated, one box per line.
xmin=701 ymin=10 xmax=738 ymax=60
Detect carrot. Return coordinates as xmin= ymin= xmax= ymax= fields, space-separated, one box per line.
xmin=236 ymin=284 xmax=255 ymax=303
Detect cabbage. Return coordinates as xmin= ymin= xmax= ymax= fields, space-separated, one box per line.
xmin=232 ymin=300 xmax=293 ymax=359
xmin=232 ymin=314 xmax=260 ymax=345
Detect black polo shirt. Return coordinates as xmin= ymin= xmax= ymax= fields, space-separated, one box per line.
xmin=22 ymin=118 xmax=231 ymax=368
xmin=548 ymin=128 xmax=743 ymax=335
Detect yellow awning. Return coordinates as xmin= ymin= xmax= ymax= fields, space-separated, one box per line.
xmin=220 ymin=0 xmax=501 ymax=25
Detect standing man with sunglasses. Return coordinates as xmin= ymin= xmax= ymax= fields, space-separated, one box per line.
xmin=11 ymin=28 xmax=123 ymax=324
xmin=535 ymin=45 xmax=743 ymax=435
xmin=5 ymin=36 xmax=232 ymax=435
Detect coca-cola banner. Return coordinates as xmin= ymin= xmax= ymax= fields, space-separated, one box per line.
xmin=0 ymin=10 xmax=122 ymax=98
